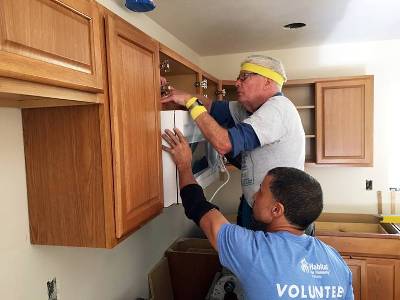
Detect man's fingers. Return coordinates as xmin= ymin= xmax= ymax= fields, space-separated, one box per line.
xmin=160 ymin=89 xmax=176 ymax=103
xmin=165 ymin=129 xmax=179 ymax=144
xmin=161 ymin=133 xmax=175 ymax=147
xmin=161 ymin=144 xmax=172 ymax=153
xmin=174 ymin=128 xmax=187 ymax=143
xmin=160 ymin=76 xmax=167 ymax=85
xmin=160 ymin=96 xmax=173 ymax=104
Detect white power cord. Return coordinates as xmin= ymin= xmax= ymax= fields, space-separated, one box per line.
xmin=209 ymin=155 xmax=231 ymax=203
xmin=187 ymin=120 xmax=230 ymax=203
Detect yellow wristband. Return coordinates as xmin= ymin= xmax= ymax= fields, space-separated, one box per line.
xmin=190 ymin=105 xmax=207 ymax=120
xmin=185 ymin=97 xmax=198 ymax=109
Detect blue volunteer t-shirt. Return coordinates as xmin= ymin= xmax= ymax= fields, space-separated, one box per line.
xmin=217 ymin=224 xmax=354 ymax=300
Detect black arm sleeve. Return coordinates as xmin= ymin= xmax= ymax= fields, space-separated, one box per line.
xmin=180 ymin=184 xmax=219 ymax=226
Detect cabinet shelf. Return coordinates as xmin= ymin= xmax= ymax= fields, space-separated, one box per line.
xmin=296 ymin=105 xmax=315 ymax=109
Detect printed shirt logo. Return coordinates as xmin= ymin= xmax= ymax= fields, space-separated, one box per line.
xmin=276 ymin=284 xmax=346 ymax=299
xmin=300 ymin=258 xmax=330 ymax=278
xmin=241 ymin=152 xmax=254 ymax=186
xmin=273 ymin=259 xmax=346 ymax=298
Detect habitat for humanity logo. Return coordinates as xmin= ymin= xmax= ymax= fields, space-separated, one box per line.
xmin=300 ymin=258 xmax=330 ymax=278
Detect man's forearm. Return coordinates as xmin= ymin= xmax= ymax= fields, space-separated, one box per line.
xmin=195 ymin=113 xmax=232 ymax=155
xmin=178 ymin=165 xmax=197 ymax=190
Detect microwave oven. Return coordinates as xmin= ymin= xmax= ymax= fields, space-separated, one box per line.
xmin=161 ymin=110 xmax=219 ymax=207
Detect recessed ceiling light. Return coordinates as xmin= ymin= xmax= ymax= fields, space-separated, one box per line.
xmin=283 ymin=22 xmax=306 ymax=30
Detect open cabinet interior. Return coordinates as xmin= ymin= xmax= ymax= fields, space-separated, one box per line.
xmin=160 ymin=50 xmax=200 ymax=110
xmin=283 ymin=82 xmax=316 ymax=163
xmin=219 ymin=80 xmax=238 ymax=101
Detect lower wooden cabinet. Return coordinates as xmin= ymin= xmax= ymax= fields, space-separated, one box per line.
xmin=319 ymin=233 xmax=400 ymax=300
xmin=343 ymin=258 xmax=366 ymax=300
xmin=21 ymin=7 xmax=163 ymax=248
xmin=344 ymin=257 xmax=400 ymax=300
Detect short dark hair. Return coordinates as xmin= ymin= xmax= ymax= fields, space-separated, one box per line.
xmin=267 ymin=167 xmax=323 ymax=230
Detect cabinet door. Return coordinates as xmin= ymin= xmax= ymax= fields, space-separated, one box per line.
xmin=348 ymin=256 xmax=400 ymax=300
xmin=0 ymin=0 xmax=103 ymax=92
xmin=344 ymin=258 xmax=367 ymax=300
xmin=364 ymin=258 xmax=400 ymax=300
xmin=105 ymin=15 xmax=163 ymax=238
xmin=316 ymin=77 xmax=373 ymax=165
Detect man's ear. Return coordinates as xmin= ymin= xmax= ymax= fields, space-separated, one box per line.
xmin=272 ymin=202 xmax=285 ymax=217
xmin=263 ymin=78 xmax=271 ymax=89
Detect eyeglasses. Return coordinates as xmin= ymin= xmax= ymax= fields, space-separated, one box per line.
xmin=236 ymin=72 xmax=258 ymax=82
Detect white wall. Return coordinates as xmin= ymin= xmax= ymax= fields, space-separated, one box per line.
xmin=201 ymin=39 xmax=400 ymax=214
xmin=0 ymin=113 xmax=195 ymax=300
xmin=97 ymin=0 xmax=200 ymax=65
xmin=0 ymin=1 xmax=200 ymax=299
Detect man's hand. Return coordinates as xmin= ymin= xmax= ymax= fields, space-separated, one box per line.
xmin=161 ymin=89 xmax=192 ymax=107
xmin=160 ymin=76 xmax=167 ymax=86
xmin=161 ymin=128 xmax=192 ymax=171
xmin=162 ymin=128 xmax=229 ymax=250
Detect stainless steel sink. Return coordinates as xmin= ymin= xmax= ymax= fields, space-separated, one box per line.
xmin=382 ymin=223 xmax=400 ymax=234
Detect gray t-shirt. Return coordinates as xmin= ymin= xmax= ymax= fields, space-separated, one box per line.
xmin=229 ymin=95 xmax=305 ymax=206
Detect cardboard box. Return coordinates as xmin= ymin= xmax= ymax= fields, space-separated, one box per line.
xmin=148 ymin=238 xmax=222 ymax=300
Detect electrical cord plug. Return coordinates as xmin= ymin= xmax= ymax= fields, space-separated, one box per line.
xmin=209 ymin=155 xmax=230 ymax=203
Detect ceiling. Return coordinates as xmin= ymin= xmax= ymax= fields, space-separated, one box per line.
xmin=144 ymin=0 xmax=400 ymax=56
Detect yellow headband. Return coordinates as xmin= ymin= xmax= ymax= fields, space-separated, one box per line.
xmin=240 ymin=63 xmax=285 ymax=86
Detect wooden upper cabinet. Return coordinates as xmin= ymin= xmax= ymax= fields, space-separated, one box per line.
xmin=0 ymin=0 xmax=103 ymax=92
xmin=22 ymin=105 xmax=108 ymax=247
xmin=316 ymin=76 xmax=373 ymax=165
xmin=22 ymin=7 xmax=163 ymax=248
xmin=105 ymin=14 xmax=163 ymax=238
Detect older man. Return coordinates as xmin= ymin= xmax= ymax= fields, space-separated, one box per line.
xmin=161 ymin=55 xmax=306 ymax=231
xmin=161 ymin=128 xmax=353 ymax=300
